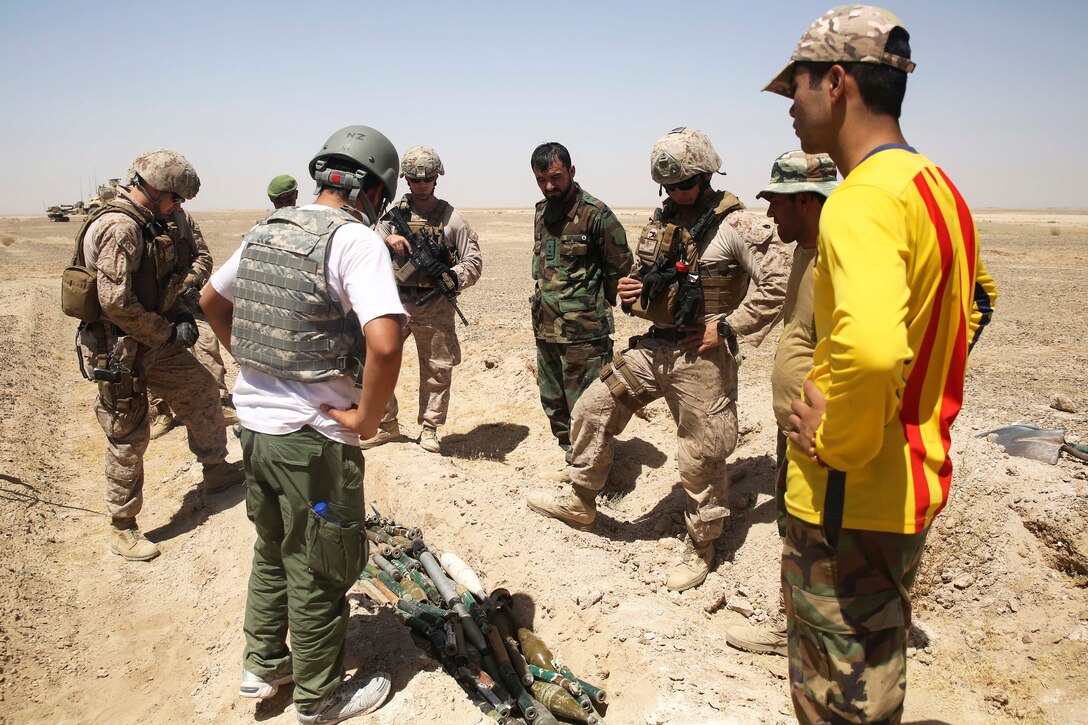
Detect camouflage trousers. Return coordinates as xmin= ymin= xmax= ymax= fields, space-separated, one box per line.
xmin=148 ymin=318 xmax=229 ymax=415
xmin=382 ymin=290 xmax=461 ymax=428
xmin=781 ymin=514 xmax=929 ymax=724
xmin=535 ymin=336 xmax=613 ymax=456
xmin=567 ymin=337 xmax=737 ymax=544
xmin=94 ymin=338 xmax=228 ymax=522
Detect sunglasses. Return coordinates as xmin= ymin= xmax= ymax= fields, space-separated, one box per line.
xmin=663 ymin=176 xmax=701 ymax=193
xmin=168 ymin=192 xmax=185 ymax=204
xmin=409 ymin=176 xmax=437 ymax=184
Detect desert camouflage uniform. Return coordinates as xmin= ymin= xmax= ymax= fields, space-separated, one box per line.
xmin=568 ymin=190 xmax=788 ymax=544
xmin=79 ymin=189 xmax=228 ymax=522
xmin=532 ymin=185 xmax=632 ymax=453
xmin=373 ymin=195 xmax=482 ymax=428
xmin=147 ymin=210 xmax=230 ymax=420
xmin=782 ymin=514 xmax=927 ymax=724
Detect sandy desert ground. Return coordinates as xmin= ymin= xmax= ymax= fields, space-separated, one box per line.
xmin=1 ymin=207 xmax=1086 ymax=725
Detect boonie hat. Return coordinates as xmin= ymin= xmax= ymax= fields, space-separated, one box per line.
xmin=756 ymin=151 xmax=839 ymax=200
xmin=267 ymin=174 xmax=298 ymax=198
xmin=764 ymin=4 xmax=916 ymax=98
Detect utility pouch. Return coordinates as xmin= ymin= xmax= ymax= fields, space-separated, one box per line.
xmin=306 ymin=506 xmax=368 ymax=587
xmin=599 ymin=352 xmax=653 ymax=410
xmin=61 ymin=265 xmax=100 ymax=321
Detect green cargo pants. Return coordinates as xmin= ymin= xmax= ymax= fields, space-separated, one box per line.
xmin=536 ymin=336 xmax=613 ymax=456
xmin=240 ymin=426 xmax=368 ymax=710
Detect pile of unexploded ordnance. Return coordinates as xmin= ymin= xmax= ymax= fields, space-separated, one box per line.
xmin=359 ymin=505 xmax=608 ymax=725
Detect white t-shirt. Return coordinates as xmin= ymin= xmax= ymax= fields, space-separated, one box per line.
xmin=211 ymin=204 xmax=405 ymax=445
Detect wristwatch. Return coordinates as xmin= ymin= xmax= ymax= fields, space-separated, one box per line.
xmin=716 ymin=318 xmax=739 ymax=356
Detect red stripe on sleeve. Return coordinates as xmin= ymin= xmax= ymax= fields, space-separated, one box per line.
xmin=904 ymin=171 xmax=956 ymax=531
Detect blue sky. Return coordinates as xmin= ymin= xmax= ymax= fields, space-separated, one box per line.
xmin=1 ymin=0 xmax=1084 ymax=214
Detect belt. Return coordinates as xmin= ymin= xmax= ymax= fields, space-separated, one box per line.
xmin=630 ymin=326 xmax=683 ymax=348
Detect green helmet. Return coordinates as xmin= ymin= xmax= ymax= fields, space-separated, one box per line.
xmin=128 ymin=148 xmax=201 ymax=200
xmin=309 ymin=125 xmax=399 ymax=212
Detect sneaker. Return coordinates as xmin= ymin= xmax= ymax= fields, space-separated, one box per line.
xmin=665 ymin=539 xmax=715 ymax=592
xmin=725 ymin=622 xmax=788 ymax=657
xmin=297 ymin=672 xmax=392 ymax=724
xmin=526 ymin=488 xmax=596 ymax=531
xmin=202 ymin=461 xmax=245 ymax=493
xmin=149 ymin=411 xmax=177 ymax=440
xmin=109 ymin=524 xmax=160 ymax=562
xmin=240 ymin=664 xmax=294 ymax=699
xmin=418 ymin=426 xmax=440 ymax=454
xmin=360 ymin=421 xmax=400 ymax=450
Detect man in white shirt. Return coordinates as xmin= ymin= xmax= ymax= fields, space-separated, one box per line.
xmin=201 ymin=125 xmax=405 ymax=725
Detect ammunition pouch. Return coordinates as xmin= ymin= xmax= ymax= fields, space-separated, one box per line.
xmin=599 ymin=352 xmax=653 ymax=410
xmin=390 ymin=198 xmax=455 ymax=289
xmin=699 ymin=258 xmax=746 ymax=315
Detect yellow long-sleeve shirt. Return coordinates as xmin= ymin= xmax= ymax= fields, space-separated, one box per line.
xmin=786 ymin=147 xmax=997 ymax=534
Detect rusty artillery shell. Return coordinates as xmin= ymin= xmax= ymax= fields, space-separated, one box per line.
xmin=530 ymin=681 xmax=591 ymax=724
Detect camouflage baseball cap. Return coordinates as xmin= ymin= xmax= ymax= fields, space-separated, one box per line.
xmin=756 ymin=151 xmax=839 ymax=200
xmin=650 ymin=127 xmax=722 ymax=185
xmin=764 ymin=5 xmax=916 ymax=98
xmin=128 ymin=148 xmax=200 ymax=200
xmin=401 ymin=145 xmax=445 ymax=179
xmin=267 ymin=174 xmax=297 ymax=198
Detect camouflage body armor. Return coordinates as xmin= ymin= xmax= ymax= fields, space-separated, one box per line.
xmin=630 ymin=190 xmax=747 ymax=327
xmin=70 ymin=199 xmax=192 ymax=322
xmin=389 ymin=196 xmax=458 ymax=289
xmin=232 ymin=207 xmax=365 ymax=384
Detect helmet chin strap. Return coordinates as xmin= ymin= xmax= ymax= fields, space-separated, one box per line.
xmin=314 ymin=160 xmax=386 ymax=223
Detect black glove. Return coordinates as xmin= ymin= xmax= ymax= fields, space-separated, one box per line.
xmin=427 ymin=259 xmax=459 ymax=293
xmin=639 ymin=255 xmax=677 ymax=309
xmin=180 ymin=285 xmax=201 ymax=309
xmin=674 ymin=281 xmax=704 ymax=328
xmin=170 ymin=312 xmax=199 ymax=348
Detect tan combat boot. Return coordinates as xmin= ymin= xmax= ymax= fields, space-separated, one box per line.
xmin=666 ymin=539 xmax=715 ymax=592
xmin=540 ymin=468 xmax=571 ymax=483
xmin=149 ymin=410 xmax=177 ymax=440
xmin=203 ymin=461 xmax=245 ymax=493
xmin=725 ymin=620 xmax=788 ymax=657
xmin=109 ymin=520 xmax=160 ymax=562
xmin=526 ymin=486 xmax=597 ymax=531
xmin=220 ymin=403 xmax=239 ymax=426
xmin=419 ymin=425 xmax=441 ymax=453
xmin=361 ymin=421 xmax=400 ymax=450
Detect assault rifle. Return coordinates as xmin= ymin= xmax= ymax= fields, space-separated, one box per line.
xmin=386 ymin=207 xmax=469 ymax=326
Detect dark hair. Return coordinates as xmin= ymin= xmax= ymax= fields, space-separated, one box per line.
xmin=800 ymin=27 xmax=911 ymax=118
xmin=531 ymin=142 xmax=572 ymax=172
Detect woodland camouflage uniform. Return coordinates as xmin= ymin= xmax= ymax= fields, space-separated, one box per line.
xmin=531 ymin=185 xmax=632 ymax=454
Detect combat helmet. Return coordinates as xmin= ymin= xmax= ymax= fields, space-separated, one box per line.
xmin=650 ymin=128 xmax=722 ymax=185
xmin=309 ymin=125 xmax=399 ymax=220
xmin=128 ymin=149 xmax=201 ymax=200
xmin=401 ymin=145 xmax=445 ymax=180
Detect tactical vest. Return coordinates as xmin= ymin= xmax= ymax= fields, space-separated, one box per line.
xmin=389 ymin=196 xmax=457 ymax=288
xmin=630 ymin=190 xmax=744 ymax=326
xmin=231 ymin=206 xmax=366 ymax=384
xmin=67 ymin=199 xmax=189 ymax=322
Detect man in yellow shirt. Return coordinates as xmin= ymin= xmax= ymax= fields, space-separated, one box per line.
xmin=765 ymin=6 xmax=997 ymax=722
